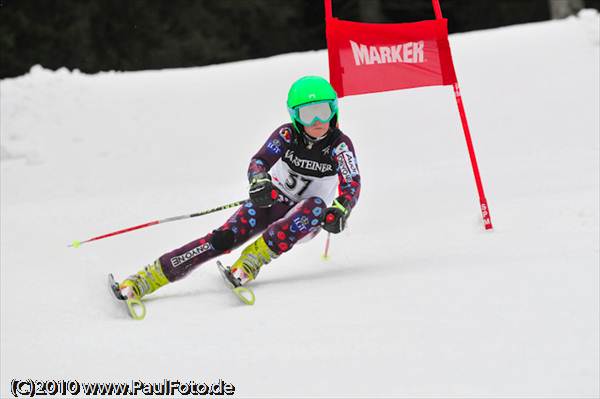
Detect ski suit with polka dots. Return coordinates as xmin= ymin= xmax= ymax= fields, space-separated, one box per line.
xmin=158 ymin=123 xmax=361 ymax=282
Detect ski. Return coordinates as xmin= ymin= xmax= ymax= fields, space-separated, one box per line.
xmin=216 ymin=261 xmax=255 ymax=305
xmin=108 ymin=273 xmax=146 ymax=320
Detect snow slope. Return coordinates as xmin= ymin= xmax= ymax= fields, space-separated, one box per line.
xmin=1 ymin=11 xmax=599 ymax=398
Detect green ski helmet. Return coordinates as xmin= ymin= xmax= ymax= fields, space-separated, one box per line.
xmin=287 ymin=76 xmax=338 ymax=131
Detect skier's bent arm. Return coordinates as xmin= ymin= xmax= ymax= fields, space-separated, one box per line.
xmin=246 ymin=125 xmax=292 ymax=208
xmin=323 ymin=135 xmax=361 ymax=234
xmin=246 ymin=124 xmax=291 ymax=182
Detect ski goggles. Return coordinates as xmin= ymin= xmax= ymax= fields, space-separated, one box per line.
xmin=289 ymin=100 xmax=337 ymax=126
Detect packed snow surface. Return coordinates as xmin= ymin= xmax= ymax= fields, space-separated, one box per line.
xmin=2 ymin=12 xmax=599 ymax=398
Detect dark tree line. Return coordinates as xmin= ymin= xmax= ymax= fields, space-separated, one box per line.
xmin=0 ymin=0 xmax=597 ymax=78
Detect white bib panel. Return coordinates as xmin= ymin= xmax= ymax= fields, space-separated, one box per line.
xmin=270 ymin=159 xmax=338 ymax=205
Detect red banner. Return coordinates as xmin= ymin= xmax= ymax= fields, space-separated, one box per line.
xmin=326 ymin=18 xmax=457 ymax=98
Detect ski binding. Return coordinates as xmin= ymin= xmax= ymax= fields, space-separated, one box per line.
xmin=108 ymin=273 xmax=146 ymax=320
xmin=216 ymin=261 xmax=255 ymax=305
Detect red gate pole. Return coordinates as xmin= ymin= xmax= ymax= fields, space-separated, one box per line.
xmin=452 ymin=82 xmax=493 ymax=230
xmin=432 ymin=0 xmax=493 ymax=230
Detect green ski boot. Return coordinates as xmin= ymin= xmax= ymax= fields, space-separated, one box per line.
xmin=217 ymin=236 xmax=278 ymax=305
xmin=116 ymin=260 xmax=169 ymax=319
xmin=230 ymin=236 xmax=278 ymax=285
xmin=120 ymin=260 xmax=169 ymax=298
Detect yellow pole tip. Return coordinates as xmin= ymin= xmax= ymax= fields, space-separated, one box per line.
xmin=71 ymin=240 xmax=81 ymax=248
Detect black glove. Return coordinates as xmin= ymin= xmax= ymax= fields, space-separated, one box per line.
xmin=249 ymin=172 xmax=277 ymax=208
xmin=322 ymin=197 xmax=351 ymax=234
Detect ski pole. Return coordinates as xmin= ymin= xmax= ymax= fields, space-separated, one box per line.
xmin=322 ymin=211 xmax=338 ymax=260
xmin=322 ymin=232 xmax=331 ymax=260
xmin=69 ymin=199 xmax=248 ymax=248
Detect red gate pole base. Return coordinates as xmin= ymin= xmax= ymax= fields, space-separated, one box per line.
xmin=480 ymin=198 xmax=493 ymax=230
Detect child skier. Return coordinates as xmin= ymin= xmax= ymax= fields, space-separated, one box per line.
xmin=117 ymin=76 xmax=361 ymax=300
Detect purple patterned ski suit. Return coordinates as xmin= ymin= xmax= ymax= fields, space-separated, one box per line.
xmin=159 ymin=123 xmax=361 ymax=282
